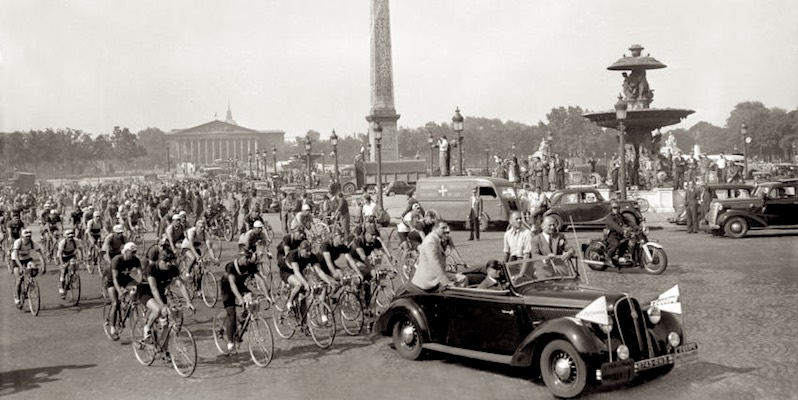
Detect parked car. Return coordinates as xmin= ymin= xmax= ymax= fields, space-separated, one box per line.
xmin=385 ymin=180 xmax=415 ymax=196
xmin=375 ymin=258 xmax=698 ymax=398
xmin=668 ymin=183 xmax=753 ymax=225
xmin=544 ymin=188 xmax=643 ymax=231
xmin=706 ymin=178 xmax=798 ymax=238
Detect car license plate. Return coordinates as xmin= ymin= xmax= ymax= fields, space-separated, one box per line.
xmin=674 ymin=342 xmax=699 ymax=365
xmin=600 ymin=359 xmax=634 ymax=385
xmin=635 ymin=354 xmax=673 ymax=371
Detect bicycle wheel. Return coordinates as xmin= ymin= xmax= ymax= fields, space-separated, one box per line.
xmin=211 ymin=235 xmax=223 ymax=259
xmin=400 ymin=249 xmax=418 ymax=284
xmin=307 ymin=300 xmax=335 ymax=349
xmin=66 ymin=271 xmax=81 ymax=306
xmin=131 ymin=306 xmax=156 ymax=366
xmin=27 ymin=279 xmax=40 ymax=316
xmin=637 ymin=197 xmax=650 ymax=213
xmin=381 ymin=228 xmax=397 ymax=254
xmin=102 ymin=301 xmax=116 ymax=340
xmin=245 ymin=316 xmax=275 ymax=367
xmin=212 ymin=310 xmax=231 ymax=355
xmin=271 ymin=288 xmax=297 ymax=339
xmin=168 ymin=326 xmax=197 ymax=378
xmin=337 ymin=291 xmax=364 ymax=336
xmin=223 ymin=218 xmax=235 ymax=242
xmin=374 ymin=276 xmax=395 ymax=310
xmin=200 ymin=269 xmax=218 ymax=308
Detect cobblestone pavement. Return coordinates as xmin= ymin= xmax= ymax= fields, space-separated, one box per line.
xmin=0 ymin=209 xmax=796 ymax=400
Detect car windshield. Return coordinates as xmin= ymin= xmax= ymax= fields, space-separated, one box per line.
xmin=752 ymin=185 xmax=772 ymax=198
xmin=500 ymin=186 xmax=517 ymax=200
xmin=505 ymin=258 xmax=579 ymax=288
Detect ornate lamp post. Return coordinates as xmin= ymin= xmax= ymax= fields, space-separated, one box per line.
xmin=248 ymin=152 xmax=253 ymax=177
xmin=615 ymin=96 xmax=628 ymax=200
xmin=741 ymin=123 xmax=750 ymax=180
xmin=373 ymin=122 xmax=384 ymax=209
xmin=272 ymin=145 xmax=277 ymax=175
xmin=305 ymin=137 xmax=312 ymax=187
xmin=331 ymin=129 xmax=339 ymax=181
xmin=427 ymin=132 xmax=435 ymax=175
xmin=452 ymin=107 xmax=464 ymax=175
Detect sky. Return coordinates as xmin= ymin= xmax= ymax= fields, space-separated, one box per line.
xmin=1 ymin=0 xmax=797 ymax=140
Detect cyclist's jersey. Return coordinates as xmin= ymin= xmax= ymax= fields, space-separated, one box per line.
xmin=12 ymin=238 xmax=40 ymax=261
xmin=107 ymin=203 xmax=119 ymax=219
xmin=222 ymin=260 xmax=259 ymax=294
xmin=349 ymin=236 xmax=383 ymax=262
xmin=318 ymin=240 xmax=350 ymax=262
xmin=71 ymin=209 xmax=83 ymax=225
xmin=57 ymin=238 xmax=79 ymax=260
xmin=40 ymin=210 xmax=51 ymax=223
xmin=238 ymin=229 xmax=270 ymax=253
xmin=83 ymin=211 xmax=94 ymax=224
xmin=138 ymin=262 xmax=180 ymax=301
xmin=289 ymin=213 xmax=311 ymax=232
xmin=276 ymin=235 xmax=305 ymax=259
xmin=109 ymin=254 xmax=141 ymax=280
xmin=128 ymin=210 xmax=141 ymax=226
xmin=87 ymin=219 xmax=103 ymax=238
xmin=282 ymin=249 xmax=319 ymax=274
xmin=166 ymin=223 xmax=184 ymax=244
xmin=146 ymin=244 xmax=177 ymax=265
xmin=8 ymin=218 xmax=24 ymax=240
xmin=180 ymin=227 xmax=206 ymax=249
xmin=117 ymin=208 xmax=129 ymax=222
xmin=102 ymin=233 xmax=126 ymax=256
xmin=44 ymin=214 xmax=62 ymax=230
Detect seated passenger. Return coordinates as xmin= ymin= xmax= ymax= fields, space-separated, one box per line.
xmin=477 ymin=260 xmax=507 ymax=290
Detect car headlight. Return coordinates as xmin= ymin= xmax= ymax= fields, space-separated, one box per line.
xmin=600 ymin=321 xmax=613 ymax=335
xmin=647 ymin=305 xmax=661 ymax=324
xmin=616 ymin=345 xmax=630 ymax=360
xmin=668 ymin=332 xmax=681 ymax=347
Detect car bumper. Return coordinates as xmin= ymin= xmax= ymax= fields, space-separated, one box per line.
xmin=597 ymin=342 xmax=699 ymax=385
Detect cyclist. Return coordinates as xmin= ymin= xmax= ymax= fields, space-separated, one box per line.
xmin=137 ymin=239 xmax=194 ymax=341
xmin=221 ymin=251 xmax=270 ymax=352
xmin=238 ymin=220 xmax=272 ymax=255
xmin=164 ymin=214 xmax=184 ymax=253
xmin=56 ymin=229 xmax=83 ymax=298
xmin=180 ymin=218 xmax=216 ymax=279
xmin=11 ymin=229 xmax=46 ymax=308
xmin=289 ymin=204 xmax=313 ymax=232
xmin=347 ymin=226 xmax=393 ymax=283
xmin=317 ymin=228 xmax=357 ymax=281
xmin=242 ymin=203 xmax=264 ymax=232
xmin=42 ymin=209 xmax=63 ymax=253
xmin=101 ymin=225 xmax=128 ymax=272
xmin=6 ymin=211 xmax=25 ymax=271
xmin=85 ymin=211 xmax=104 ymax=251
xmin=70 ymin=205 xmax=84 ymax=231
xmin=127 ymin=203 xmax=143 ymax=235
xmin=106 ymin=242 xmax=142 ymax=340
xmin=281 ymin=239 xmax=324 ymax=310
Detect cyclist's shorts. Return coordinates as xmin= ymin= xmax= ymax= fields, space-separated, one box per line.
xmin=105 ymin=273 xmax=135 ymax=289
xmin=61 ymin=254 xmax=77 ymax=264
xmin=181 ymin=247 xmax=202 ymax=257
xmin=220 ymin=280 xmax=249 ymax=308
xmin=14 ymin=258 xmax=33 ymax=271
xmin=136 ymin=283 xmax=166 ymax=306
xmin=90 ymin=234 xmax=101 ymax=242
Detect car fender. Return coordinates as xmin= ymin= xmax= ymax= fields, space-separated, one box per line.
xmin=510 ymin=317 xmax=603 ymax=367
xmin=717 ymin=210 xmax=766 ymax=228
xmin=373 ymin=297 xmax=430 ymax=341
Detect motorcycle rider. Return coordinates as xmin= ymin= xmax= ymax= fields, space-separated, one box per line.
xmin=605 ymin=200 xmax=637 ymax=269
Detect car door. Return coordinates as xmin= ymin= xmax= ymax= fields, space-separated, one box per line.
xmin=556 ymin=193 xmax=582 ymax=224
xmin=479 ymin=186 xmax=503 ymax=222
xmin=444 ymin=289 xmax=527 ymax=355
xmin=580 ymin=190 xmax=606 ymax=224
xmin=764 ymin=184 xmax=798 ymax=225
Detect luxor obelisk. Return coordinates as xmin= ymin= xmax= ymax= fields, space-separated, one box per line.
xmin=366 ymin=0 xmax=400 ymax=161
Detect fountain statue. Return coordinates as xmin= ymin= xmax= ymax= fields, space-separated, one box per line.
xmin=584 ymin=44 xmax=694 ymax=192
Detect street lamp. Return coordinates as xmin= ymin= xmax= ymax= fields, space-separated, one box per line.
xmin=485 ymin=146 xmax=490 ymax=176
xmin=331 ymin=129 xmax=339 ymax=181
xmin=305 ymin=137 xmax=312 ymax=188
xmin=452 ymin=107 xmax=464 ymax=175
xmin=614 ymin=95 xmax=628 ymax=200
xmin=272 ymin=145 xmax=277 ymax=176
xmin=427 ymin=132 xmax=434 ymax=176
xmin=741 ymin=123 xmax=749 ymax=180
xmin=373 ymin=121 xmax=384 ymax=209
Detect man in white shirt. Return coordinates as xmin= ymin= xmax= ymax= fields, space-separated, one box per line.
xmin=438 ymin=136 xmax=450 ymax=176
xmin=716 ymin=153 xmax=727 ymax=183
xmin=503 ymin=211 xmax=531 ymax=262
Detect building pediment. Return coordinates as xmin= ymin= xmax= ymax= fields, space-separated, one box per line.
xmin=176 ymin=120 xmax=260 ymax=135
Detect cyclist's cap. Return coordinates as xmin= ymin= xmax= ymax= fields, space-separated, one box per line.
xmin=299 ymin=240 xmax=312 ymax=250
xmin=93 ymin=211 xmax=101 ymax=217
xmin=125 ymin=200 xmax=131 ymax=206
xmin=179 ymin=211 xmax=187 ymax=216
xmin=44 ymin=203 xmax=51 ymax=208
xmin=65 ymin=229 xmax=75 ymax=237
xmin=123 ymin=242 xmax=137 ymax=252
xmin=50 ymin=209 xmax=57 ymax=214
xmin=172 ymin=214 xmax=181 ymax=221
xmin=365 ymin=226 xmax=378 ymax=236
xmin=412 ymin=203 xmax=421 ymax=210
xmin=22 ymin=229 xmax=32 ymax=237
xmin=302 ymin=204 xmax=311 ymax=211
xmin=253 ymin=221 xmax=264 ymax=228
xmin=113 ymin=224 xmax=124 ymax=233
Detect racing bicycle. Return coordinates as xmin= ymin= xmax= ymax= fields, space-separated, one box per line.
xmin=181 ymin=255 xmax=218 ymax=308
xmin=102 ymin=286 xmax=137 ymax=341
xmin=212 ymin=295 xmax=275 ymax=367
xmin=61 ymin=258 xmax=82 ymax=306
xmin=272 ymin=279 xmax=336 ymax=349
xmin=132 ymin=301 xmax=198 ymax=378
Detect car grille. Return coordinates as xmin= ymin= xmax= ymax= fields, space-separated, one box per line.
xmin=614 ymin=297 xmax=652 ymax=360
xmin=707 ymin=202 xmax=721 ymax=225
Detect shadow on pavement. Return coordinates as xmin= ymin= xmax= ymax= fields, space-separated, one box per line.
xmin=0 ymin=364 xmax=96 ymax=397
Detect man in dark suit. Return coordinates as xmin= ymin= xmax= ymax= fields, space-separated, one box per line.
xmin=468 ymin=187 xmax=483 ymax=241
xmin=605 ymin=201 xmax=635 ymax=268
xmin=684 ymin=181 xmax=700 ymax=233
xmin=527 ymin=216 xmax=576 ymax=278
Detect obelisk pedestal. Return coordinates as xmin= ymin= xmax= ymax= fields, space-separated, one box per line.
xmin=366 ymin=0 xmax=400 ymax=161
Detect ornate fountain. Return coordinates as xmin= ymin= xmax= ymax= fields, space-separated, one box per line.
xmin=584 ymin=44 xmax=694 ymax=198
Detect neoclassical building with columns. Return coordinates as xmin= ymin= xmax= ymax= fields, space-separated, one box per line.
xmin=166 ymin=107 xmax=285 ymax=166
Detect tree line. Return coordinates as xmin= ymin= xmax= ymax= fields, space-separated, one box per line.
xmin=2 ymin=101 xmax=795 ymax=179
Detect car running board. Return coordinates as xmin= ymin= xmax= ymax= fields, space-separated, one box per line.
xmin=422 ymin=343 xmax=513 ymax=365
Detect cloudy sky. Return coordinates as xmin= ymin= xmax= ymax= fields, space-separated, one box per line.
xmin=1 ymin=0 xmax=796 ymax=139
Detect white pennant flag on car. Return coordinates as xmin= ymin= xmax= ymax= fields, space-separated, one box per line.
xmin=650 ymin=284 xmax=682 ymax=314
xmin=576 ymin=296 xmax=609 ymax=325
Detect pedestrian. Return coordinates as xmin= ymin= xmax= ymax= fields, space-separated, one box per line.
xmin=684 ymin=181 xmax=700 ymax=233
xmin=672 ymin=153 xmax=685 ymax=190
xmin=468 ymin=187 xmax=482 ymax=241
xmin=716 ymin=153 xmax=727 ymax=183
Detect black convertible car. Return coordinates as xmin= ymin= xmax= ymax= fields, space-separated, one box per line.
xmin=375 ymin=259 xmax=698 ymax=398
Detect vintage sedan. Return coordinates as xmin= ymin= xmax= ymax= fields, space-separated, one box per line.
xmin=544 ymin=188 xmax=643 ymax=230
xmin=667 ymin=183 xmax=753 ymax=225
xmin=375 ymin=259 xmax=697 ymax=398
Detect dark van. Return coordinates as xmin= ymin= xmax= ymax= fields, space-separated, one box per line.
xmin=415 ymin=177 xmax=520 ymax=231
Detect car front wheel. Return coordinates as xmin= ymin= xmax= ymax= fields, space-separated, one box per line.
xmin=723 ymin=216 xmax=749 ymax=238
xmin=392 ymin=317 xmax=423 ymax=360
xmin=539 ymin=339 xmax=587 ymax=399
